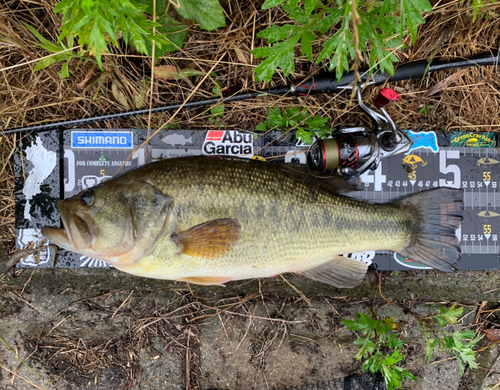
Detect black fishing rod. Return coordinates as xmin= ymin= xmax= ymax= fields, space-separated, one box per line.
xmin=3 ymin=50 xmax=499 ymax=135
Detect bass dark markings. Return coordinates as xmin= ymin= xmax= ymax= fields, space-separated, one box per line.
xmin=42 ymin=156 xmax=463 ymax=289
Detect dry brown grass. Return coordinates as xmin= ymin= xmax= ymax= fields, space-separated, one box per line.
xmin=0 ymin=0 xmax=499 ymax=249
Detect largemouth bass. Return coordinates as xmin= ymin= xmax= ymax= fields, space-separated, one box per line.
xmin=41 ymin=157 xmax=463 ymax=288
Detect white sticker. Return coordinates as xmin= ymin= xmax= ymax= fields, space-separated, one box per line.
xmin=342 ymin=251 xmax=375 ymax=266
xmin=202 ymin=130 xmax=253 ymax=158
xmin=16 ymin=228 xmax=53 ymax=267
xmin=23 ymin=137 xmax=57 ymax=221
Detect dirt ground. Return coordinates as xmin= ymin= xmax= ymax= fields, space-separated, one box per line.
xmin=1 ymin=265 xmax=500 ymax=389
xmin=0 ymin=264 xmax=500 ymax=390
xmin=1 ymin=0 xmax=500 ymax=389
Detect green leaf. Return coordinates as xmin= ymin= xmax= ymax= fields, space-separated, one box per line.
xmin=382 ymin=350 xmax=405 ymax=366
xmin=134 ymin=0 xmax=167 ymax=16
xmin=60 ymin=61 xmax=70 ymax=78
xmin=296 ymin=128 xmax=313 ymax=144
xmin=176 ymin=0 xmax=226 ymax=31
xmin=457 ymin=330 xmax=478 ymax=340
xmin=363 ymin=353 xmax=383 ymax=373
xmin=313 ymin=8 xmax=342 ymax=33
xmin=401 ymin=0 xmax=432 ymax=44
xmin=257 ymin=24 xmax=295 ymax=44
xmin=252 ymin=35 xmax=300 ymax=82
xmin=255 ymin=122 xmax=268 ymax=131
xmin=424 ymin=337 xmax=437 ymax=361
xmin=300 ymin=31 xmax=315 ymax=61
xmin=267 ymin=107 xmax=287 ymax=127
xmin=24 ymin=24 xmax=67 ymax=54
xmin=407 ymin=0 xmax=433 ymax=12
xmin=387 ymin=334 xmax=403 ymax=349
xmin=211 ymin=104 xmax=225 ymax=117
xmin=144 ymin=14 xmax=188 ymax=59
xmin=429 ymin=305 xmax=463 ymax=326
xmin=33 ymin=56 xmax=61 ymax=71
xmin=304 ymin=0 xmax=320 ymax=15
xmin=436 ymin=317 xmax=447 ymax=327
xmin=381 ymin=364 xmax=404 ymax=390
xmin=353 ymin=338 xmax=376 ymax=360
xmin=402 ymin=369 xmax=418 ymax=381
xmin=442 ymin=305 xmax=463 ymax=323
xmin=212 ymin=81 xmax=222 ymax=96
xmin=317 ymin=25 xmax=353 ymax=82
xmin=283 ymin=3 xmax=309 ymax=23
xmin=342 ymin=313 xmax=380 ymax=334
xmin=472 ymin=0 xmax=484 ymax=22
xmin=261 ymin=0 xmax=287 ymax=9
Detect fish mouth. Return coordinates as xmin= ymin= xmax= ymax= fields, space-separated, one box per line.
xmin=41 ymin=201 xmax=98 ymax=251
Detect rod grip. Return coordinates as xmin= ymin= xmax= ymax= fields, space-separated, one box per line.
xmin=291 ymin=76 xmax=339 ymax=95
xmin=291 ymin=60 xmax=430 ymax=94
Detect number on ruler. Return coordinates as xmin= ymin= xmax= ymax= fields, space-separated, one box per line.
xmin=439 ymin=150 xmax=461 ymax=188
xmin=484 ymin=172 xmax=491 ymax=181
xmin=484 ymin=225 xmax=492 ymax=234
xmin=360 ymin=164 xmax=386 ymax=192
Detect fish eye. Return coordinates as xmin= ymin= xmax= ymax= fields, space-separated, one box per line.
xmin=80 ymin=190 xmax=95 ymax=206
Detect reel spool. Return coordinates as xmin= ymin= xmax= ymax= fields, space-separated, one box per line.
xmin=307 ymin=129 xmax=374 ymax=175
xmin=306 ymin=88 xmax=413 ymax=177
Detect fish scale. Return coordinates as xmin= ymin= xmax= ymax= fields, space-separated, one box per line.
xmin=111 ymin=158 xmax=410 ymax=279
xmin=42 ymin=156 xmax=463 ymax=288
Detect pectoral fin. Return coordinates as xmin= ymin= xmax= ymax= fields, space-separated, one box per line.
xmin=178 ymin=276 xmax=232 ymax=286
xmin=172 ymin=218 xmax=241 ymax=258
xmin=300 ymin=256 xmax=368 ymax=288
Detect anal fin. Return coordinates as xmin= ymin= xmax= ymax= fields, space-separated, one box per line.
xmin=299 ymin=256 xmax=368 ymax=288
xmin=178 ymin=276 xmax=232 ymax=286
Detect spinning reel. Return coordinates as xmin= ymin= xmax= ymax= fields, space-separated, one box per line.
xmin=307 ymin=87 xmax=413 ymax=177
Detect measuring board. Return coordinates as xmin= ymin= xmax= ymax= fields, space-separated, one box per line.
xmin=14 ymin=129 xmax=500 ymax=271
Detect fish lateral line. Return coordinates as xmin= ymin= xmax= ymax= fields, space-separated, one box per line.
xmin=299 ymin=203 xmax=374 ymax=216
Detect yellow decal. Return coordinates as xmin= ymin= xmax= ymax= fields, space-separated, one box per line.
xmin=477 ymin=158 xmax=500 ymax=166
xmin=477 ymin=210 xmax=500 ymax=218
xmin=403 ymin=155 xmax=428 ymax=170
xmin=483 ymin=225 xmax=492 ymax=234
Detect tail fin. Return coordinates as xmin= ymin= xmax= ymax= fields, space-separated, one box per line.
xmin=396 ymin=188 xmax=463 ymax=272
